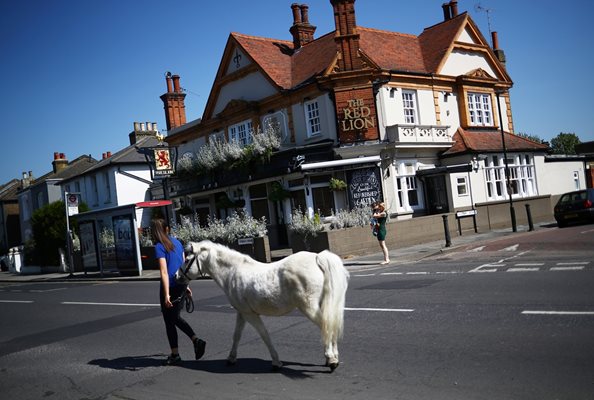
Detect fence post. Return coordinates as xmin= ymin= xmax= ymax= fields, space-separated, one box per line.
xmin=525 ymin=204 xmax=534 ymax=231
xmin=442 ymin=215 xmax=452 ymax=247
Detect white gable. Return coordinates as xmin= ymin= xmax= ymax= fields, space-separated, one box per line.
xmin=225 ymin=47 xmax=251 ymax=75
xmin=213 ymin=71 xmax=277 ymax=115
xmin=457 ymin=26 xmax=478 ymax=44
xmin=439 ymin=49 xmax=498 ymax=78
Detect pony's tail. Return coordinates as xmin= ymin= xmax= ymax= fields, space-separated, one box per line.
xmin=316 ymin=250 xmax=350 ymax=344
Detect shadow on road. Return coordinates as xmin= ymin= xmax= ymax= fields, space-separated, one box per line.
xmin=89 ymin=356 xmax=331 ymax=378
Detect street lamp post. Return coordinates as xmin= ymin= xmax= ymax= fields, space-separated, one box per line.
xmin=496 ymin=90 xmax=517 ymax=232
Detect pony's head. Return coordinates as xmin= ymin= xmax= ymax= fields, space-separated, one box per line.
xmin=175 ymin=240 xmax=213 ymax=283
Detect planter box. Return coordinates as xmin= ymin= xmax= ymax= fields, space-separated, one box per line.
xmin=227 ymin=236 xmax=271 ymax=263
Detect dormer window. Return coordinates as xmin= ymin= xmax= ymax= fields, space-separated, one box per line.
xmin=467 ymin=92 xmax=492 ymax=126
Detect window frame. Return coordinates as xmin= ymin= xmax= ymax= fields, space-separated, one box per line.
xmin=229 ymin=119 xmax=254 ymax=146
xmin=467 ymin=92 xmax=493 ymax=127
xmin=401 ymin=90 xmax=418 ymax=125
xmin=304 ymin=99 xmax=321 ymax=138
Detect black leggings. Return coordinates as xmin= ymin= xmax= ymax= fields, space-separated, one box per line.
xmin=160 ymin=284 xmax=196 ymax=349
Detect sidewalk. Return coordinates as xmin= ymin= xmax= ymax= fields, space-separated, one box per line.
xmin=0 ymin=222 xmax=555 ymax=283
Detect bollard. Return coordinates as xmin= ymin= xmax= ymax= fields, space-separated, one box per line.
xmin=442 ymin=214 xmax=452 ymax=247
xmin=525 ymin=204 xmax=534 ymax=231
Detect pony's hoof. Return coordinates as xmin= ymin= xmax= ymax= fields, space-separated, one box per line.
xmin=328 ymin=362 xmax=339 ymax=372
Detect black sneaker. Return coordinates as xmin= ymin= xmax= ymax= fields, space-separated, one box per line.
xmin=163 ymin=353 xmax=181 ymax=366
xmin=194 ymin=339 xmax=206 ymax=360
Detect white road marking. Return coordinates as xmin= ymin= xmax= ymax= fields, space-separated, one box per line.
xmin=31 ymin=288 xmax=67 ymax=293
xmin=467 ymin=246 xmax=485 ymax=252
xmin=507 ymin=267 xmax=540 ymax=272
xmin=550 ymin=266 xmax=585 ymax=271
xmin=580 ymin=228 xmax=594 ymax=234
xmin=515 ymin=263 xmax=544 ymax=266
xmin=500 ymin=244 xmax=519 ymax=252
xmin=556 ymin=262 xmax=589 ymax=265
xmin=62 ymin=301 xmax=159 ymax=307
xmin=345 ymin=307 xmax=414 ymax=312
xmin=522 ymin=311 xmax=594 ymax=316
xmin=406 ymin=272 xmax=429 ymax=275
xmin=0 ymin=300 xmax=33 ymax=303
xmin=380 ymin=272 xmax=403 ymax=275
xmin=352 ymin=273 xmax=376 ymax=277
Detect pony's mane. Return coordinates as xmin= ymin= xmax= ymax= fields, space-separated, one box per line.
xmin=208 ymin=241 xmax=255 ymax=266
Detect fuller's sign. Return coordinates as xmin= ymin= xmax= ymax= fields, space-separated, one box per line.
xmin=341 ymin=99 xmax=375 ymax=131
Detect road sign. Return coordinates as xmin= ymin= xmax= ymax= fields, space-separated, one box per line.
xmin=67 ymin=193 xmax=79 ymax=216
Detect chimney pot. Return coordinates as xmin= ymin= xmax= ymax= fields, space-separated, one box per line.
xmin=54 ymin=152 xmax=59 ymax=160
xmin=134 ymin=122 xmax=140 ymax=132
xmin=166 ymin=75 xmax=173 ymax=93
xmin=102 ymin=153 xmax=107 ymax=160
xmin=60 ymin=153 xmax=65 ymax=160
xmin=107 ymin=151 xmax=112 ymax=158
xmin=172 ymin=75 xmax=181 ymax=93
xmin=491 ymin=31 xmax=499 ymax=49
xmin=300 ymin=4 xmax=310 ymax=24
xmin=140 ymin=122 xmax=146 ymax=131
xmin=449 ymin=0 xmax=458 ymax=17
xmin=442 ymin=3 xmax=451 ymax=20
xmin=291 ymin=3 xmax=301 ymax=23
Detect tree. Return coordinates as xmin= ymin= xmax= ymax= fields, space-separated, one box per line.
xmin=29 ymin=200 xmax=89 ymax=266
xmin=516 ymin=132 xmax=546 ymax=144
xmin=550 ymin=132 xmax=581 ymax=155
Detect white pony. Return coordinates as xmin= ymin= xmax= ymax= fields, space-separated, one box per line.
xmin=176 ymin=240 xmax=350 ymax=371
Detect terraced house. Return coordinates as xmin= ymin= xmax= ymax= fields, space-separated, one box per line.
xmin=162 ymin=0 xmax=584 ymax=249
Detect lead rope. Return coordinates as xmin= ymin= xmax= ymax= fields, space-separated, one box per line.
xmin=170 ymin=290 xmax=195 ymax=313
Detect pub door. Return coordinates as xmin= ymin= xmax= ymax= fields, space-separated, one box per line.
xmin=425 ymin=175 xmax=449 ymax=214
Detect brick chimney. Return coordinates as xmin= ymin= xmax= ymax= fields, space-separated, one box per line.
xmin=52 ymin=152 xmax=68 ymax=173
xmin=330 ymin=0 xmax=362 ymax=71
xmin=129 ymin=122 xmax=159 ymax=145
xmin=491 ymin=31 xmax=507 ymax=65
xmin=160 ymin=73 xmax=187 ymax=131
xmin=290 ymin=3 xmax=317 ymax=49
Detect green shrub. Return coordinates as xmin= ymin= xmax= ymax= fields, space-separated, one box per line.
xmin=30 ymin=200 xmax=89 ymax=266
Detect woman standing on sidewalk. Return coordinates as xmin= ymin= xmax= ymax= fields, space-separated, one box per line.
xmin=372 ymin=202 xmax=390 ymax=264
xmin=151 ymin=218 xmax=206 ymax=365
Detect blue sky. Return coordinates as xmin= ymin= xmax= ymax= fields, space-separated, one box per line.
xmin=1 ymin=0 xmax=593 ymax=185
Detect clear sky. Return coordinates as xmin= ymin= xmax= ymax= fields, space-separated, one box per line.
xmin=1 ymin=0 xmax=593 ymax=185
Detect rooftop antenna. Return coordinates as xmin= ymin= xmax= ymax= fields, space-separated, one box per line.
xmin=475 ymin=3 xmax=493 ymax=36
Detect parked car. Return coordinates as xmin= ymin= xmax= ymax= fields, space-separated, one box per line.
xmin=554 ymin=188 xmax=594 ymax=228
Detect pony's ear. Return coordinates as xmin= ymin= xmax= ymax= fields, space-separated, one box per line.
xmin=184 ymin=243 xmax=193 ymax=254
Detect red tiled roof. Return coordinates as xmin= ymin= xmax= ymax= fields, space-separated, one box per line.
xmin=230 ymin=13 xmax=471 ymax=90
xmin=443 ymin=128 xmax=550 ymax=156
xmin=419 ymin=14 xmax=467 ymax=72
xmin=359 ymin=27 xmax=427 ymax=73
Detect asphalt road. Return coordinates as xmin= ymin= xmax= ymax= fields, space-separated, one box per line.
xmin=1 ymin=224 xmax=593 ymax=399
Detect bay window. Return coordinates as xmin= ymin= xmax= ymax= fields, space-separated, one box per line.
xmin=484 ymin=153 xmax=537 ymax=200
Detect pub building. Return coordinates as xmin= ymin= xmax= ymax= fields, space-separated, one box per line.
xmin=161 ymin=0 xmax=549 ymax=250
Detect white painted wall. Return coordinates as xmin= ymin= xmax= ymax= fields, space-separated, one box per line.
xmin=457 ymin=27 xmax=476 ymax=44
xmin=440 ymin=50 xmax=498 ymax=78
xmin=536 ymin=157 xmax=586 ymax=195
xmin=213 ymin=71 xmax=277 ymax=115
xmin=291 ymin=93 xmax=337 ymax=145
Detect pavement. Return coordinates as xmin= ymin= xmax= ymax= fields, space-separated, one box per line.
xmin=0 ymin=222 xmax=556 ymax=283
